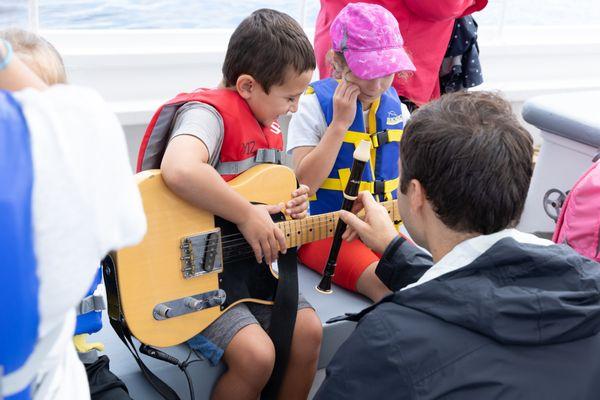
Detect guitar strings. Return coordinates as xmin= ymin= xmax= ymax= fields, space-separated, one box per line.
xmin=221 ymin=215 xmax=395 ymax=264
xmin=182 ymin=206 xmax=397 ymax=259
xmin=181 ymin=223 xmax=341 ymax=270
xmin=194 ymin=219 xmax=341 ymax=254
xmin=203 ymin=218 xmax=337 ymax=245
xmin=212 ymin=202 xmax=395 ymax=242
xmin=216 ymin=214 xmax=338 ymax=241
xmin=177 ymin=205 xmax=397 ymax=267
xmin=194 ymin=214 xmax=340 ymax=248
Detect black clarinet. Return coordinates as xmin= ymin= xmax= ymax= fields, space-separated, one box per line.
xmin=317 ymin=140 xmax=371 ymax=294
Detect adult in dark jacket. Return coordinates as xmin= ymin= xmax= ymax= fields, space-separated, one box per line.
xmin=315 ymin=91 xmax=600 ymax=400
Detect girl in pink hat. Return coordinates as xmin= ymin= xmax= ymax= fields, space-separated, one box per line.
xmin=287 ymin=2 xmax=415 ymax=301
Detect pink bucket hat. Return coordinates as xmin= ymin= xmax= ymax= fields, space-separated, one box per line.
xmin=330 ymin=2 xmax=416 ymax=80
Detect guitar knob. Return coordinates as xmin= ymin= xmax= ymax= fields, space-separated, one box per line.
xmin=153 ymin=304 xmax=172 ymax=320
xmin=208 ymin=293 xmax=226 ymax=308
xmin=183 ymin=297 xmax=205 ymax=310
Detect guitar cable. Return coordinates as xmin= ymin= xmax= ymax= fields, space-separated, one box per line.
xmin=140 ymin=344 xmax=203 ymax=400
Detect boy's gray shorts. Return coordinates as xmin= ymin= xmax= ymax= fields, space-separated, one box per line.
xmin=187 ymin=293 xmax=313 ymax=365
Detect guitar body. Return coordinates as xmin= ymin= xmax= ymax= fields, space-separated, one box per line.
xmin=111 ymin=164 xmax=297 ymax=347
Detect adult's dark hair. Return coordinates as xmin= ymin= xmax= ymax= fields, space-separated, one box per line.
xmin=222 ymin=9 xmax=316 ymax=93
xmin=400 ymin=91 xmax=534 ymax=234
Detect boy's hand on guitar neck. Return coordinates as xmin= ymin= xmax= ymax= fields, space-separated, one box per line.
xmin=286 ymin=184 xmax=310 ymax=219
xmin=238 ymin=205 xmax=287 ymax=265
xmin=237 ymin=184 xmax=310 ymax=265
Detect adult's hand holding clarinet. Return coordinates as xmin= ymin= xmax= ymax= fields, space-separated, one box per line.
xmin=316 ymin=140 xmax=371 ymax=294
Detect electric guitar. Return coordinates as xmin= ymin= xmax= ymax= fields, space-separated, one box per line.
xmin=105 ymin=164 xmax=400 ymax=347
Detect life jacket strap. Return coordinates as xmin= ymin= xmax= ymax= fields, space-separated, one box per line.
xmin=216 ymin=149 xmax=283 ymax=176
xmin=371 ymin=129 xmax=403 ymax=148
xmin=318 ymin=168 xmax=399 ymax=195
xmin=255 ymin=148 xmax=283 ymax=164
xmin=77 ymin=293 xmax=106 ymax=315
xmin=343 ymin=129 xmax=402 ymax=148
xmin=343 ymin=130 xmax=371 ymax=145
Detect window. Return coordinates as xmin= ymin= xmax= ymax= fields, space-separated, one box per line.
xmin=474 ymin=0 xmax=600 ymax=27
xmin=7 ymin=1 xmax=599 ymax=33
xmin=32 ymin=0 xmax=320 ymax=29
xmin=0 ymin=2 xmax=29 ymax=28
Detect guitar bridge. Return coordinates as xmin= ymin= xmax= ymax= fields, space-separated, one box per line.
xmin=180 ymin=229 xmax=223 ymax=279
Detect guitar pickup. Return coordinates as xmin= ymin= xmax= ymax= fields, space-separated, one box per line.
xmin=153 ymin=289 xmax=227 ymax=320
xmin=180 ymin=229 xmax=223 ymax=279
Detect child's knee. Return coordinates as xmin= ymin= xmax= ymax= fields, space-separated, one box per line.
xmin=247 ymin=340 xmax=276 ymax=379
xmin=295 ymin=309 xmax=323 ymax=355
xmin=226 ymin=326 xmax=276 ymax=382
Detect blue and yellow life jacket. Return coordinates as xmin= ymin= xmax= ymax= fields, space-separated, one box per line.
xmin=0 ymin=91 xmax=38 ymax=400
xmin=308 ymin=78 xmax=404 ymax=215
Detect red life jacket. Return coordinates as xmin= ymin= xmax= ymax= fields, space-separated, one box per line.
xmin=137 ymin=88 xmax=283 ymax=181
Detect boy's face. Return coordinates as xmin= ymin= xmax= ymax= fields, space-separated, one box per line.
xmin=243 ymin=69 xmax=313 ymax=127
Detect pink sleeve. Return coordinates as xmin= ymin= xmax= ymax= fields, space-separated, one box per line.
xmin=314 ymin=6 xmax=333 ymax=80
xmin=314 ymin=0 xmax=349 ymax=79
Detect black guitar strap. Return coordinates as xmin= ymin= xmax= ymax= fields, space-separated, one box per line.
xmin=261 ymin=248 xmax=299 ymax=400
xmin=109 ymin=317 xmax=181 ymax=400
xmin=102 ymin=257 xmax=182 ymax=400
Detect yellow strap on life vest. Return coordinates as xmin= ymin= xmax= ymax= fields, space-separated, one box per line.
xmin=309 ymin=88 xmax=401 ymax=201
xmin=343 ymin=131 xmax=371 ymax=145
xmin=371 ymin=129 xmax=403 ymax=148
xmin=342 ymin=129 xmax=403 ymax=148
xmin=305 ymin=86 xmax=315 ymax=95
xmin=319 ymin=168 xmax=399 ymax=195
xmin=368 ymin=99 xmax=379 ymax=180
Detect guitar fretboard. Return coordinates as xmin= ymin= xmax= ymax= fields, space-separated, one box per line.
xmin=277 ymin=200 xmax=400 ymax=249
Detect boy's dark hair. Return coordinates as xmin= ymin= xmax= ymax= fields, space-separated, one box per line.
xmin=222 ymin=9 xmax=315 ymax=93
xmin=400 ymin=91 xmax=534 ymax=235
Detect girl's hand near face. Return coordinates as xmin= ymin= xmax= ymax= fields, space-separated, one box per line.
xmin=331 ymin=77 xmax=360 ymax=132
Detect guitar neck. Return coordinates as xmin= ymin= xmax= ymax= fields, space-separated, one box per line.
xmin=276 ymin=200 xmax=400 ymax=249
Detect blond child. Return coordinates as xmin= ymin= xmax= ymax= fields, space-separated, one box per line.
xmin=1 ymin=27 xmax=108 ymax=351
xmin=0 ymin=31 xmax=145 ymax=400
xmin=0 ymin=28 xmax=66 ymax=85
xmin=287 ymin=3 xmax=415 ymax=302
